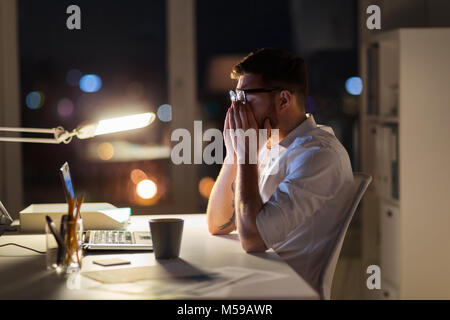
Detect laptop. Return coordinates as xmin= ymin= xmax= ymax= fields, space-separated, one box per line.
xmin=59 ymin=162 xmax=153 ymax=251
xmin=0 ymin=201 xmax=13 ymax=236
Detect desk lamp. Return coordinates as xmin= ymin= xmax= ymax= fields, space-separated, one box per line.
xmin=0 ymin=112 xmax=156 ymax=233
xmin=0 ymin=112 xmax=156 ymax=144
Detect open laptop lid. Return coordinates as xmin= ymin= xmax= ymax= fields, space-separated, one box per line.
xmin=0 ymin=201 xmax=13 ymax=235
xmin=59 ymin=162 xmax=76 ymax=203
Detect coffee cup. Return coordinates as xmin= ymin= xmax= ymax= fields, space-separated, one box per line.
xmin=149 ymin=218 xmax=184 ymax=259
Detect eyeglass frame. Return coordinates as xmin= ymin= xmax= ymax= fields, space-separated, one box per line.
xmin=229 ymin=87 xmax=283 ymax=103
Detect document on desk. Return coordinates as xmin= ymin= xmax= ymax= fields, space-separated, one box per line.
xmin=85 ymin=266 xmax=287 ymax=298
xmin=82 ymin=262 xmax=215 ymax=284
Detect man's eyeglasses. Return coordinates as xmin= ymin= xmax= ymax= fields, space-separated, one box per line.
xmin=229 ymin=87 xmax=282 ymax=103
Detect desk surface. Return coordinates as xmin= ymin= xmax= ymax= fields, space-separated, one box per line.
xmin=0 ymin=214 xmax=318 ymax=299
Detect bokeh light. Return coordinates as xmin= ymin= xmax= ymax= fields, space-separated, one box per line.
xmin=130 ymin=169 xmax=148 ymax=184
xmin=79 ymin=74 xmax=102 ymax=93
xmin=157 ymin=104 xmax=172 ymax=122
xmin=198 ymin=176 xmax=215 ymax=199
xmin=66 ymin=69 xmax=82 ymax=87
xmin=97 ymin=142 xmax=114 ymax=160
xmin=345 ymin=76 xmax=363 ymax=95
xmin=136 ymin=179 xmax=157 ymax=199
xmin=25 ymin=91 xmax=44 ymax=110
xmin=57 ymin=98 xmax=74 ymax=117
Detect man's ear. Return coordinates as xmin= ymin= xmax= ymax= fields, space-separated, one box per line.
xmin=279 ymin=90 xmax=293 ymax=111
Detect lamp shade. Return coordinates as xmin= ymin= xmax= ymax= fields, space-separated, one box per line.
xmin=76 ymin=112 xmax=156 ymax=139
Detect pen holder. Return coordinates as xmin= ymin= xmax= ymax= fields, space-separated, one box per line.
xmin=46 ymin=217 xmax=83 ymax=274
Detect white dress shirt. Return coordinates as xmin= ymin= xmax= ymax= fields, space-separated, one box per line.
xmin=255 ymin=114 xmax=353 ymax=293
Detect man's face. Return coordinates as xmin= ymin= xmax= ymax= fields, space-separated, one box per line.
xmin=236 ymin=74 xmax=279 ymax=129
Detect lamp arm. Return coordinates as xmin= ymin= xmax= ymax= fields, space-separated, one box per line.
xmin=0 ymin=127 xmax=56 ymax=134
xmin=0 ymin=112 xmax=155 ymax=144
xmin=0 ymin=126 xmax=74 ymax=144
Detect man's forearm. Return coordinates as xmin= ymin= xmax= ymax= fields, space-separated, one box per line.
xmin=206 ymin=162 xmax=237 ymax=234
xmin=235 ymin=163 xmax=266 ymax=252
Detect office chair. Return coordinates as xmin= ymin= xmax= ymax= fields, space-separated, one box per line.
xmin=319 ymin=172 xmax=372 ymax=300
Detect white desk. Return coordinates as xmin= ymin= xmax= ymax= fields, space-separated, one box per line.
xmin=0 ymin=214 xmax=319 ymax=299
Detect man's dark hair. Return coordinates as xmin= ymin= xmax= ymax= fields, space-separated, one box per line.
xmin=231 ymin=48 xmax=308 ymax=108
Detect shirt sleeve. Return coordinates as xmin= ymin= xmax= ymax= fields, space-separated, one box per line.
xmin=255 ymin=146 xmax=346 ymax=248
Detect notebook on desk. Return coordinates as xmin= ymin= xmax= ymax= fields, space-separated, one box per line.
xmin=60 ymin=162 xmax=153 ymax=251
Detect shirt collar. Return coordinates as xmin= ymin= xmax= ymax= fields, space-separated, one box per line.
xmin=279 ymin=113 xmax=317 ymax=148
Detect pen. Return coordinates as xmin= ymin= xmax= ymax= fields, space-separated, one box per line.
xmin=59 ymin=215 xmax=68 ymax=265
xmin=45 ymin=216 xmax=70 ymax=262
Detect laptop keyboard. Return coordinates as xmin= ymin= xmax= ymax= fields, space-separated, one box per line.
xmin=89 ymin=230 xmax=133 ymax=244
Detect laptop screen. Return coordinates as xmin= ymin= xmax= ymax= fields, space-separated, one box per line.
xmin=59 ymin=162 xmax=76 ymax=202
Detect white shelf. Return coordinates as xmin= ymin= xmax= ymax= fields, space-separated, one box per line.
xmin=360 ymin=28 xmax=450 ymax=299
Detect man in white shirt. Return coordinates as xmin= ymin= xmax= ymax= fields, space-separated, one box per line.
xmin=206 ymin=48 xmax=353 ymax=293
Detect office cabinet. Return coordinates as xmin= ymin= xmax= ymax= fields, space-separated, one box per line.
xmin=360 ymin=28 xmax=450 ymax=299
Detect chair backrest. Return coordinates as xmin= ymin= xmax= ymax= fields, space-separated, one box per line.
xmin=319 ymin=172 xmax=372 ymax=299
